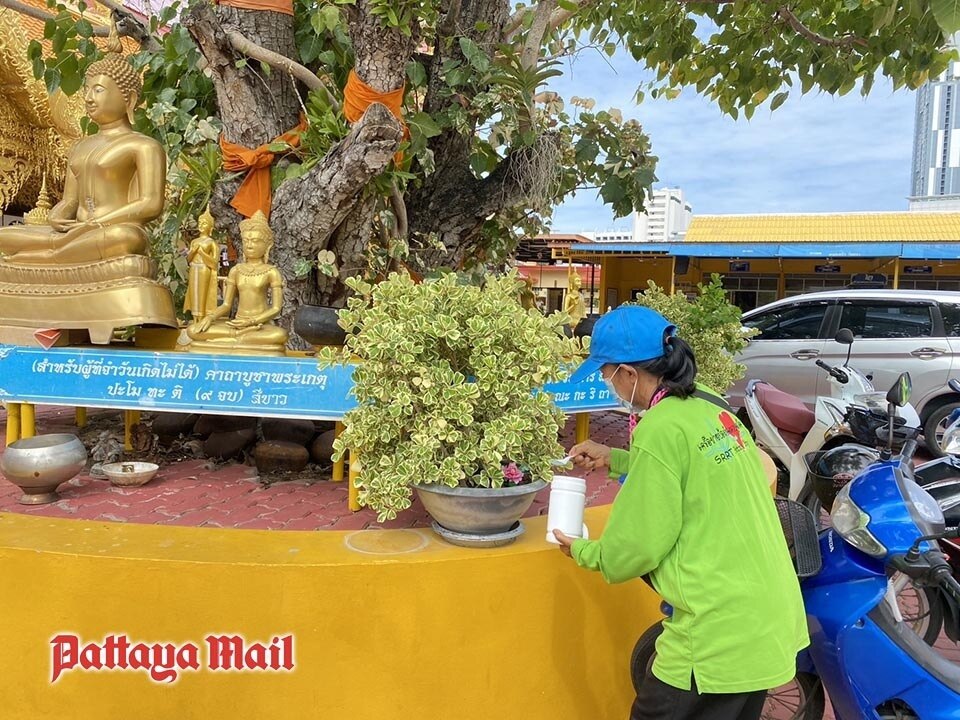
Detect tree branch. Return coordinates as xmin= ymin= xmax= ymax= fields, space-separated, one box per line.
xmin=506 ymin=0 xmax=869 ymax=50
xmin=0 ymin=0 xmax=109 ymax=35
xmin=225 ymin=29 xmax=339 ymax=108
xmin=521 ymin=0 xmax=556 ymax=69
xmin=99 ymin=0 xmax=162 ymax=51
xmin=272 ymin=102 xmax=404 ymax=318
xmin=775 ymin=5 xmax=868 ymax=48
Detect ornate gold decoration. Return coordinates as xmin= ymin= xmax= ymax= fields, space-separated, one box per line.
xmin=24 ymin=174 xmax=52 ymax=225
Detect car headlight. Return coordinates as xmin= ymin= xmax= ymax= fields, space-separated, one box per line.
xmin=831 ymin=483 xmax=887 ymax=557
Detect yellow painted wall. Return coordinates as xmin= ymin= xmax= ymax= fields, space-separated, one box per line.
xmin=599 ymin=257 xmax=674 ymax=309
xmin=0 ymin=508 xmax=660 ymax=720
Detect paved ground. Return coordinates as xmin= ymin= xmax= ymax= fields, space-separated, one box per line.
xmin=0 ymin=405 xmax=628 ymax=530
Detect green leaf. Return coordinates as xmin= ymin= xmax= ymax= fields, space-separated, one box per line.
xmin=770 ymin=91 xmax=788 ymax=111
xmin=31 ymin=55 xmax=44 ymax=80
xmin=75 ymin=18 xmax=93 ymax=38
xmin=45 ymin=68 xmax=62 ymax=95
xmin=458 ymin=37 xmax=489 ymax=72
xmin=59 ymin=54 xmax=80 ymax=94
xmin=408 ymin=111 xmax=442 ymax=139
xmin=27 ymin=39 xmax=42 ymax=61
xmin=406 ymin=61 xmax=427 ymax=87
xmin=931 ymin=0 xmax=960 ymax=34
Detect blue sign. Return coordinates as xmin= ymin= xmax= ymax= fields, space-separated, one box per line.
xmin=0 ymin=346 xmax=619 ymax=419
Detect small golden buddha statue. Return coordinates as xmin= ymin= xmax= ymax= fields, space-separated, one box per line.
xmin=0 ymin=22 xmax=176 ymax=345
xmin=186 ymin=211 xmax=288 ymax=356
xmin=183 ymin=207 xmax=220 ymax=322
xmin=564 ymin=265 xmax=587 ymax=328
xmin=0 ymin=25 xmax=164 ymax=264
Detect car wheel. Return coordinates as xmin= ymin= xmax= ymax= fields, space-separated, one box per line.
xmin=923 ymin=401 xmax=960 ymax=457
xmin=629 ymin=621 xmax=825 ymax=720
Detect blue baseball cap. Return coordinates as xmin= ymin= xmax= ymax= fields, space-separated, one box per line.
xmin=568 ymin=306 xmax=676 ymax=384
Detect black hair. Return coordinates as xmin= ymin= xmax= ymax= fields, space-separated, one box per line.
xmin=629 ymin=334 xmax=697 ymax=399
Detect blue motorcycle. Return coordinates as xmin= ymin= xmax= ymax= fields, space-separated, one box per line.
xmin=631 ymin=372 xmax=960 ymax=719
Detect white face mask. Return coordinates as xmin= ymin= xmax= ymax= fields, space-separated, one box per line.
xmin=604 ymin=366 xmax=643 ymax=413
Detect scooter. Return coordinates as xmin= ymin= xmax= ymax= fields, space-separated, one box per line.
xmin=632 ymin=373 xmax=960 ymax=719
xmin=745 ymin=329 xmax=920 ymax=501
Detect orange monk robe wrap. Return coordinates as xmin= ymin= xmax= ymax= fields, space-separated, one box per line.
xmin=219 ymin=116 xmax=308 ymax=220
xmin=215 ymin=0 xmax=293 ymax=15
xmin=342 ymin=69 xmax=408 ymax=165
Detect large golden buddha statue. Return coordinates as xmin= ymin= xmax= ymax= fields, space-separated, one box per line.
xmin=0 ymin=24 xmax=176 ymax=344
xmin=186 ymin=211 xmax=288 ymax=356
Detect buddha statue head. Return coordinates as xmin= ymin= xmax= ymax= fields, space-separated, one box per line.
xmin=197 ymin=206 xmax=215 ymax=236
xmin=238 ymin=211 xmax=274 ymax=263
xmin=83 ymin=23 xmax=142 ymax=126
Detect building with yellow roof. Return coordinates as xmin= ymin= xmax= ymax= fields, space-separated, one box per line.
xmin=559 ymin=211 xmax=960 ymax=312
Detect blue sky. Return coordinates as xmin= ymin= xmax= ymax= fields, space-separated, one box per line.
xmin=548 ymin=49 xmax=918 ymax=234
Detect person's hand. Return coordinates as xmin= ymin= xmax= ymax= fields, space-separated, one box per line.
xmin=569 ymin=440 xmax=611 ymax=471
xmin=553 ymin=529 xmax=575 ymax=557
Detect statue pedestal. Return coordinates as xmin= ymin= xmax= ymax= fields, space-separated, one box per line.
xmin=0 ymin=255 xmax=178 ymax=344
xmin=0 ymin=326 xmax=90 ymax=348
xmin=187 ymin=339 xmax=287 ymax=357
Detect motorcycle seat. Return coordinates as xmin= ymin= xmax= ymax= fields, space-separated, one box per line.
xmin=755 ymin=383 xmax=816 ymax=452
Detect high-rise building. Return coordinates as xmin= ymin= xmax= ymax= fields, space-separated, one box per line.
xmin=910 ymin=46 xmax=960 ymax=211
xmin=633 ymin=188 xmax=693 ymax=241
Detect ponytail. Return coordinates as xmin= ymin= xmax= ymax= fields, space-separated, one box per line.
xmin=630 ymin=335 xmax=698 ymax=399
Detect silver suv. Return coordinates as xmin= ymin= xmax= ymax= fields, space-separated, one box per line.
xmin=728 ymin=289 xmax=960 ymax=454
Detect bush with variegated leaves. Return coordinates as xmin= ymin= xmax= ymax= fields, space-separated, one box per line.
xmin=317 ymin=270 xmax=582 ymax=521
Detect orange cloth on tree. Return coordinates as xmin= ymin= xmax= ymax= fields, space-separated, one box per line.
xmin=219 ymin=116 xmax=308 ymax=220
xmin=343 ymin=69 xmax=408 ymax=164
xmin=215 ymin=0 xmax=293 ymax=15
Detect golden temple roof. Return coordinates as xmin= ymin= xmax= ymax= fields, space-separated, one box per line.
xmin=685 ymin=212 xmax=960 ymax=243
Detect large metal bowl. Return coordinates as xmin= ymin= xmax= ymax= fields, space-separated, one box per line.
xmin=0 ymin=434 xmax=87 ymax=504
xmin=414 ymin=480 xmax=547 ymax=535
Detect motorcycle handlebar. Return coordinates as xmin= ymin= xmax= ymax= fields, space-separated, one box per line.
xmin=815 ymin=359 xmax=849 ymax=384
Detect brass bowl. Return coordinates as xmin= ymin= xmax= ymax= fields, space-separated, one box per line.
xmin=0 ymin=434 xmax=87 ymax=505
xmin=101 ymin=461 xmax=159 ymax=487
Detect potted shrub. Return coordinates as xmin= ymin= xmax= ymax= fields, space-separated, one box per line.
xmin=317 ymin=270 xmax=582 ymax=543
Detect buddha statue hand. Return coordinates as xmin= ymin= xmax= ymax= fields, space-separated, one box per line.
xmin=226 ymin=318 xmax=261 ymax=330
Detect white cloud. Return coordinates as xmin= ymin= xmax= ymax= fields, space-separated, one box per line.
xmin=548 ymin=49 xmax=916 ymax=233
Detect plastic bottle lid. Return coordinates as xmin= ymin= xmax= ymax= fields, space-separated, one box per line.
xmin=551 ymin=475 xmax=587 ymax=493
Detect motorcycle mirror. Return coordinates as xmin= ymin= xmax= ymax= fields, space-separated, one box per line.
xmin=886 ymin=372 xmax=912 ymax=408
xmin=950 ymin=379 xmax=960 ymax=394
xmin=835 ymin=328 xmax=855 ymax=345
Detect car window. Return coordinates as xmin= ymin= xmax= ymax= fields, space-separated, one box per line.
xmin=941 ymin=303 xmax=960 ymax=337
xmin=838 ymin=302 xmax=933 ymax=339
xmin=744 ymin=303 xmax=827 ymax=340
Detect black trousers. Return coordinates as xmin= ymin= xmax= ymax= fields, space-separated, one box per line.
xmin=630 ymin=669 xmax=766 ymax=720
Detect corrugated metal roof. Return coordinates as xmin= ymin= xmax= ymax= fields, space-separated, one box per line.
xmin=685 ymin=212 xmax=960 ymax=242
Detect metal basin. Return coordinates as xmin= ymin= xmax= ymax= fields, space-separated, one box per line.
xmin=414 ymin=480 xmax=546 ymax=535
xmin=0 ymin=433 xmax=87 ymax=505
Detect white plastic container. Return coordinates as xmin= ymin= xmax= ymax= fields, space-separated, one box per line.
xmin=545 ymin=475 xmax=587 ymax=543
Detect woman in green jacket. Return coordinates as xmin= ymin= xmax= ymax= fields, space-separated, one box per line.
xmin=554 ymin=305 xmax=807 ymax=720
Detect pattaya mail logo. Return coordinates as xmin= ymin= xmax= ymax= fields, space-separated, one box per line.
xmin=50 ymin=633 xmax=295 ymax=683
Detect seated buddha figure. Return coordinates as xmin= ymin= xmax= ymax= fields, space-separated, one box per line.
xmin=0 ymin=27 xmax=164 ymax=265
xmin=187 ymin=211 xmax=288 ymax=356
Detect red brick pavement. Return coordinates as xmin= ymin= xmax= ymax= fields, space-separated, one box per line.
xmin=0 ymin=404 xmax=630 ymax=531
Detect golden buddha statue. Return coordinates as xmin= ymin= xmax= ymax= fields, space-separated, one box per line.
xmin=0 ymin=28 xmax=163 ymax=264
xmin=564 ymin=265 xmax=587 ymax=328
xmin=0 ymin=23 xmax=176 ymax=345
xmin=183 ymin=207 xmax=220 ymax=322
xmin=186 ymin=211 xmax=288 ymax=356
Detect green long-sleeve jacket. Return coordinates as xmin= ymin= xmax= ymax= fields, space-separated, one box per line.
xmin=572 ymin=386 xmax=808 ymax=693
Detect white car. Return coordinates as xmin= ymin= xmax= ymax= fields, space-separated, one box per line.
xmin=728 ymin=289 xmax=960 ymax=454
